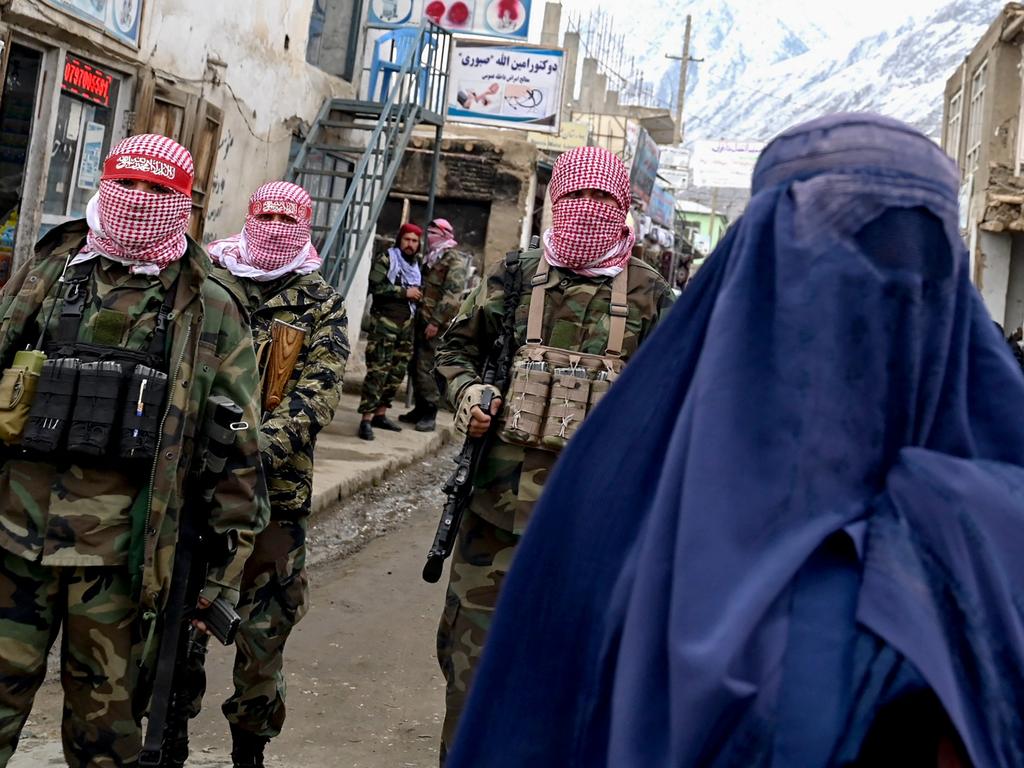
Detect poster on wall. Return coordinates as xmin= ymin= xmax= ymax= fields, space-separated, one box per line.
xmin=369 ymin=0 xmax=532 ymax=40
xmin=42 ymin=0 xmax=144 ymax=47
xmin=77 ymin=122 xmax=106 ymax=191
xmin=448 ymin=42 xmax=564 ymax=133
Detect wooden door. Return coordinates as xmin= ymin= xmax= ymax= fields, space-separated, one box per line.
xmin=132 ymin=71 xmax=222 ymax=240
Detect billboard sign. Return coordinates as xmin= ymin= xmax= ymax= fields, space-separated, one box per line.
xmin=648 ymin=183 xmax=675 ymax=228
xmin=369 ymin=0 xmax=533 ymax=40
xmin=448 ymin=42 xmax=564 ymax=133
xmin=43 ymin=0 xmax=144 ymax=47
xmin=690 ymin=140 xmax=764 ymax=189
xmin=629 ymin=127 xmax=660 ymax=206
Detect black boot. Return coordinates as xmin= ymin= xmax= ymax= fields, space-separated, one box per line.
xmin=398 ymin=404 xmax=424 ymax=423
xmin=371 ymin=414 xmax=403 ymax=432
xmin=230 ymin=725 xmax=269 ymax=768
xmin=358 ymin=420 xmax=375 ymax=441
xmin=415 ymin=405 xmax=437 ymax=432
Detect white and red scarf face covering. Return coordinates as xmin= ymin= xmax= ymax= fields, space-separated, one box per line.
xmin=77 ymin=134 xmax=194 ymax=276
xmin=543 ymin=146 xmax=635 ymax=278
xmin=426 ymin=218 xmax=458 ymax=267
xmin=208 ymin=181 xmax=322 ymax=282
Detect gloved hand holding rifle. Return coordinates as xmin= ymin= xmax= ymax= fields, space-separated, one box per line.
xmin=422 ymin=249 xmax=523 ymax=583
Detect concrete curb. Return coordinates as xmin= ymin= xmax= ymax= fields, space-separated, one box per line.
xmin=309 ymin=423 xmax=456 ymax=516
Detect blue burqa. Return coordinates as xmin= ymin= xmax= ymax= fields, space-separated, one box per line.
xmin=446 ymin=114 xmax=1024 ymax=767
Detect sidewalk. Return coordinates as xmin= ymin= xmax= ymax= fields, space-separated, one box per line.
xmin=311 ymin=390 xmax=455 ymax=515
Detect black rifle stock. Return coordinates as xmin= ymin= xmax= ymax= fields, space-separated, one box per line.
xmin=139 ymin=396 xmax=247 ymax=767
xmin=422 ymin=388 xmax=496 ymax=583
xmin=422 ymin=249 xmax=524 ymax=583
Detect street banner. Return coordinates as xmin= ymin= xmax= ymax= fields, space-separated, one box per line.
xmin=629 ymin=127 xmax=660 ymax=206
xmin=690 ymin=140 xmax=765 ymax=189
xmin=369 ymin=0 xmax=533 ymax=41
xmin=42 ymin=0 xmax=144 ymax=47
xmin=448 ymin=41 xmax=564 ymax=134
xmin=648 ymin=183 xmax=675 ymax=228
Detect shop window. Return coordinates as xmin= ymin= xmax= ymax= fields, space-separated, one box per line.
xmin=42 ymin=55 xmax=122 ymax=223
xmin=0 ymin=43 xmax=44 ymax=286
xmin=307 ymin=0 xmax=366 ymax=82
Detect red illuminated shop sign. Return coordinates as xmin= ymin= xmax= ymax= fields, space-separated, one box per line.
xmin=62 ymin=56 xmax=113 ymax=107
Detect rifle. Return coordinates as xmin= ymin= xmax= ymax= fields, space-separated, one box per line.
xmin=422 ymin=248 xmax=524 ymax=583
xmin=139 ymin=396 xmax=248 ymax=767
xmin=262 ymin=320 xmax=306 ymax=416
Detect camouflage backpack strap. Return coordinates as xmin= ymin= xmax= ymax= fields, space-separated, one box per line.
xmin=526 ymin=259 xmax=549 ymax=345
xmin=605 ymin=268 xmax=629 ymax=358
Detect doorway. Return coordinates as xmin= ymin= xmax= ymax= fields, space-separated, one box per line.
xmin=0 ymin=43 xmax=44 ymax=286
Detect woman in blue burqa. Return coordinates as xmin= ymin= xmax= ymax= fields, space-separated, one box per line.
xmin=446 ymin=114 xmax=1024 ymax=768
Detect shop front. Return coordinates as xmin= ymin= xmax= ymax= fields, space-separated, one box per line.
xmin=0 ymin=24 xmax=135 ymax=285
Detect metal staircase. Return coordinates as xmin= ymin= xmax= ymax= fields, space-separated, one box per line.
xmin=288 ymin=21 xmax=452 ymax=293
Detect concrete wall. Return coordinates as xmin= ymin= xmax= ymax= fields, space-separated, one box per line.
xmin=390 ymin=129 xmax=539 ymax=271
xmin=143 ymin=0 xmax=355 ymax=242
xmin=2 ymin=0 xmax=355 ymax=251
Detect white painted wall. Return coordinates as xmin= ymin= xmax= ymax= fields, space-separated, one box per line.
xmin=1005 ymin=234 xmax=1024 ymax=331
xmin=978 ymin=231 xmax=1012 ymax=325
xmin=140 ymin=1 xmax=355 ymax=241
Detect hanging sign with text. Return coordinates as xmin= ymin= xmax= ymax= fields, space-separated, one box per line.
xmin=448 ymin=41 xmax=564 ymax=134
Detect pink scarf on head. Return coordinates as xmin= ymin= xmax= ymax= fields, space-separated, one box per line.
xmin=208 ymin=181 xmax=322 ymax=281
xmin=78 ymin=133 xmax=195 ymax=275
xmin=543 ymin=146 xmax=634 ymax=278
xmin=426 ymin=218 xmax=458 ymax=267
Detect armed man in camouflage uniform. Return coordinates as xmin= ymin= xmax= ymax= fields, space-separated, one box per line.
xmin=433 ymin=146 xmax=675 ymax=763
xmin=357 ymin=222 xmax=422 ymax=440
xmin=184 ymin=181 xmax=348 ymax=767
xmin=400 ymin=218 xmax=468 ymax=432
xmin=0 ymin=134 xmax=268 ymax=768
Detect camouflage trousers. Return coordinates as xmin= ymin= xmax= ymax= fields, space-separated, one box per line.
xmin=410 ymin=318 xmax=442 ymax=409
xmin=436 ymin=509 xmax=520 ymax=765
xmin=358 ymin=316 xmax=413 ymax=414
xmin=0 ymin=550 xmax=140 ymax=768
xmin=187 ymin=519 xmax=309 ymax=739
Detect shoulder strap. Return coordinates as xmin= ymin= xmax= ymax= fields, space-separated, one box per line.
xmin=145 ymin=274 xmax=180 ymax=363
xmin=526 ymin=260 xmax=549 ymax=345
xmin=605 ymin=268 xmax=629 ymax=358
xmin=56 ymin=260 xmax=95 ymax=346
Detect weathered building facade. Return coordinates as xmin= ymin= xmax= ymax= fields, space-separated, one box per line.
xmin=942 ymin=2 xmax=1024 ymax=331
xmin=0 ymin=0 xmax=364 ymax=282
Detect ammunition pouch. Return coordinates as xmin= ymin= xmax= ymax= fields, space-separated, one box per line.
xmin=0 ymin=350 xmax=46 ymax=444
xmin=497 ymin=263 xmax=628 ymax=453
xmin=1 ymin=260 xmax=176 ymax=461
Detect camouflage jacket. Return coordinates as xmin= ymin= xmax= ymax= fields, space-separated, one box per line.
xmin=213 ymin=268 xmax=349 ymax=521
xmin=420 ymin=249 xmax=468 ymax=330
xmin=368 ymin=249 xmax=416 ymax=327
xmin=0 ymin=220 xmax=268 ymax=612
xmin=436 ymin=249 xmax=675 ymax=534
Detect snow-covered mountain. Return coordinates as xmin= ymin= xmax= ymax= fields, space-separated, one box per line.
xmin=558 ymin=0 xmax=1004 ymax=142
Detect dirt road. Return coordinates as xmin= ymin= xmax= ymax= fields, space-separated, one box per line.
xmin=11 ymin=450 xmax=456 ymax=768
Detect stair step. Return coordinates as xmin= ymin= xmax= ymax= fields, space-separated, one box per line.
xmin=319 ymin=119 xmax=377 ymax=131
xmin=295 ymin=167 xmax=355 ymax=179
xmin=309 ymin=144 xmax=386 ymax=155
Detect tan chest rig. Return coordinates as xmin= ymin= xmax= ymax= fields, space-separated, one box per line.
xmin=497 ymin=262 xmax=628 ymax=452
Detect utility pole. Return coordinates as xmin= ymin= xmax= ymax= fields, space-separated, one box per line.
xmin=666 ymin=15 xmax=702 ymax=145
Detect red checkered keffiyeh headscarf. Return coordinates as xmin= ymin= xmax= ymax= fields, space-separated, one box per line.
xmin=426 ymin=218 xmax=458 ymax=267
xmin=208 ymin=181 xmax=322 ymax=281
xmin=544 ymin=146 xmax=635 ymax=278
xmin=82 ymin=134 xmax=194 ymax=274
